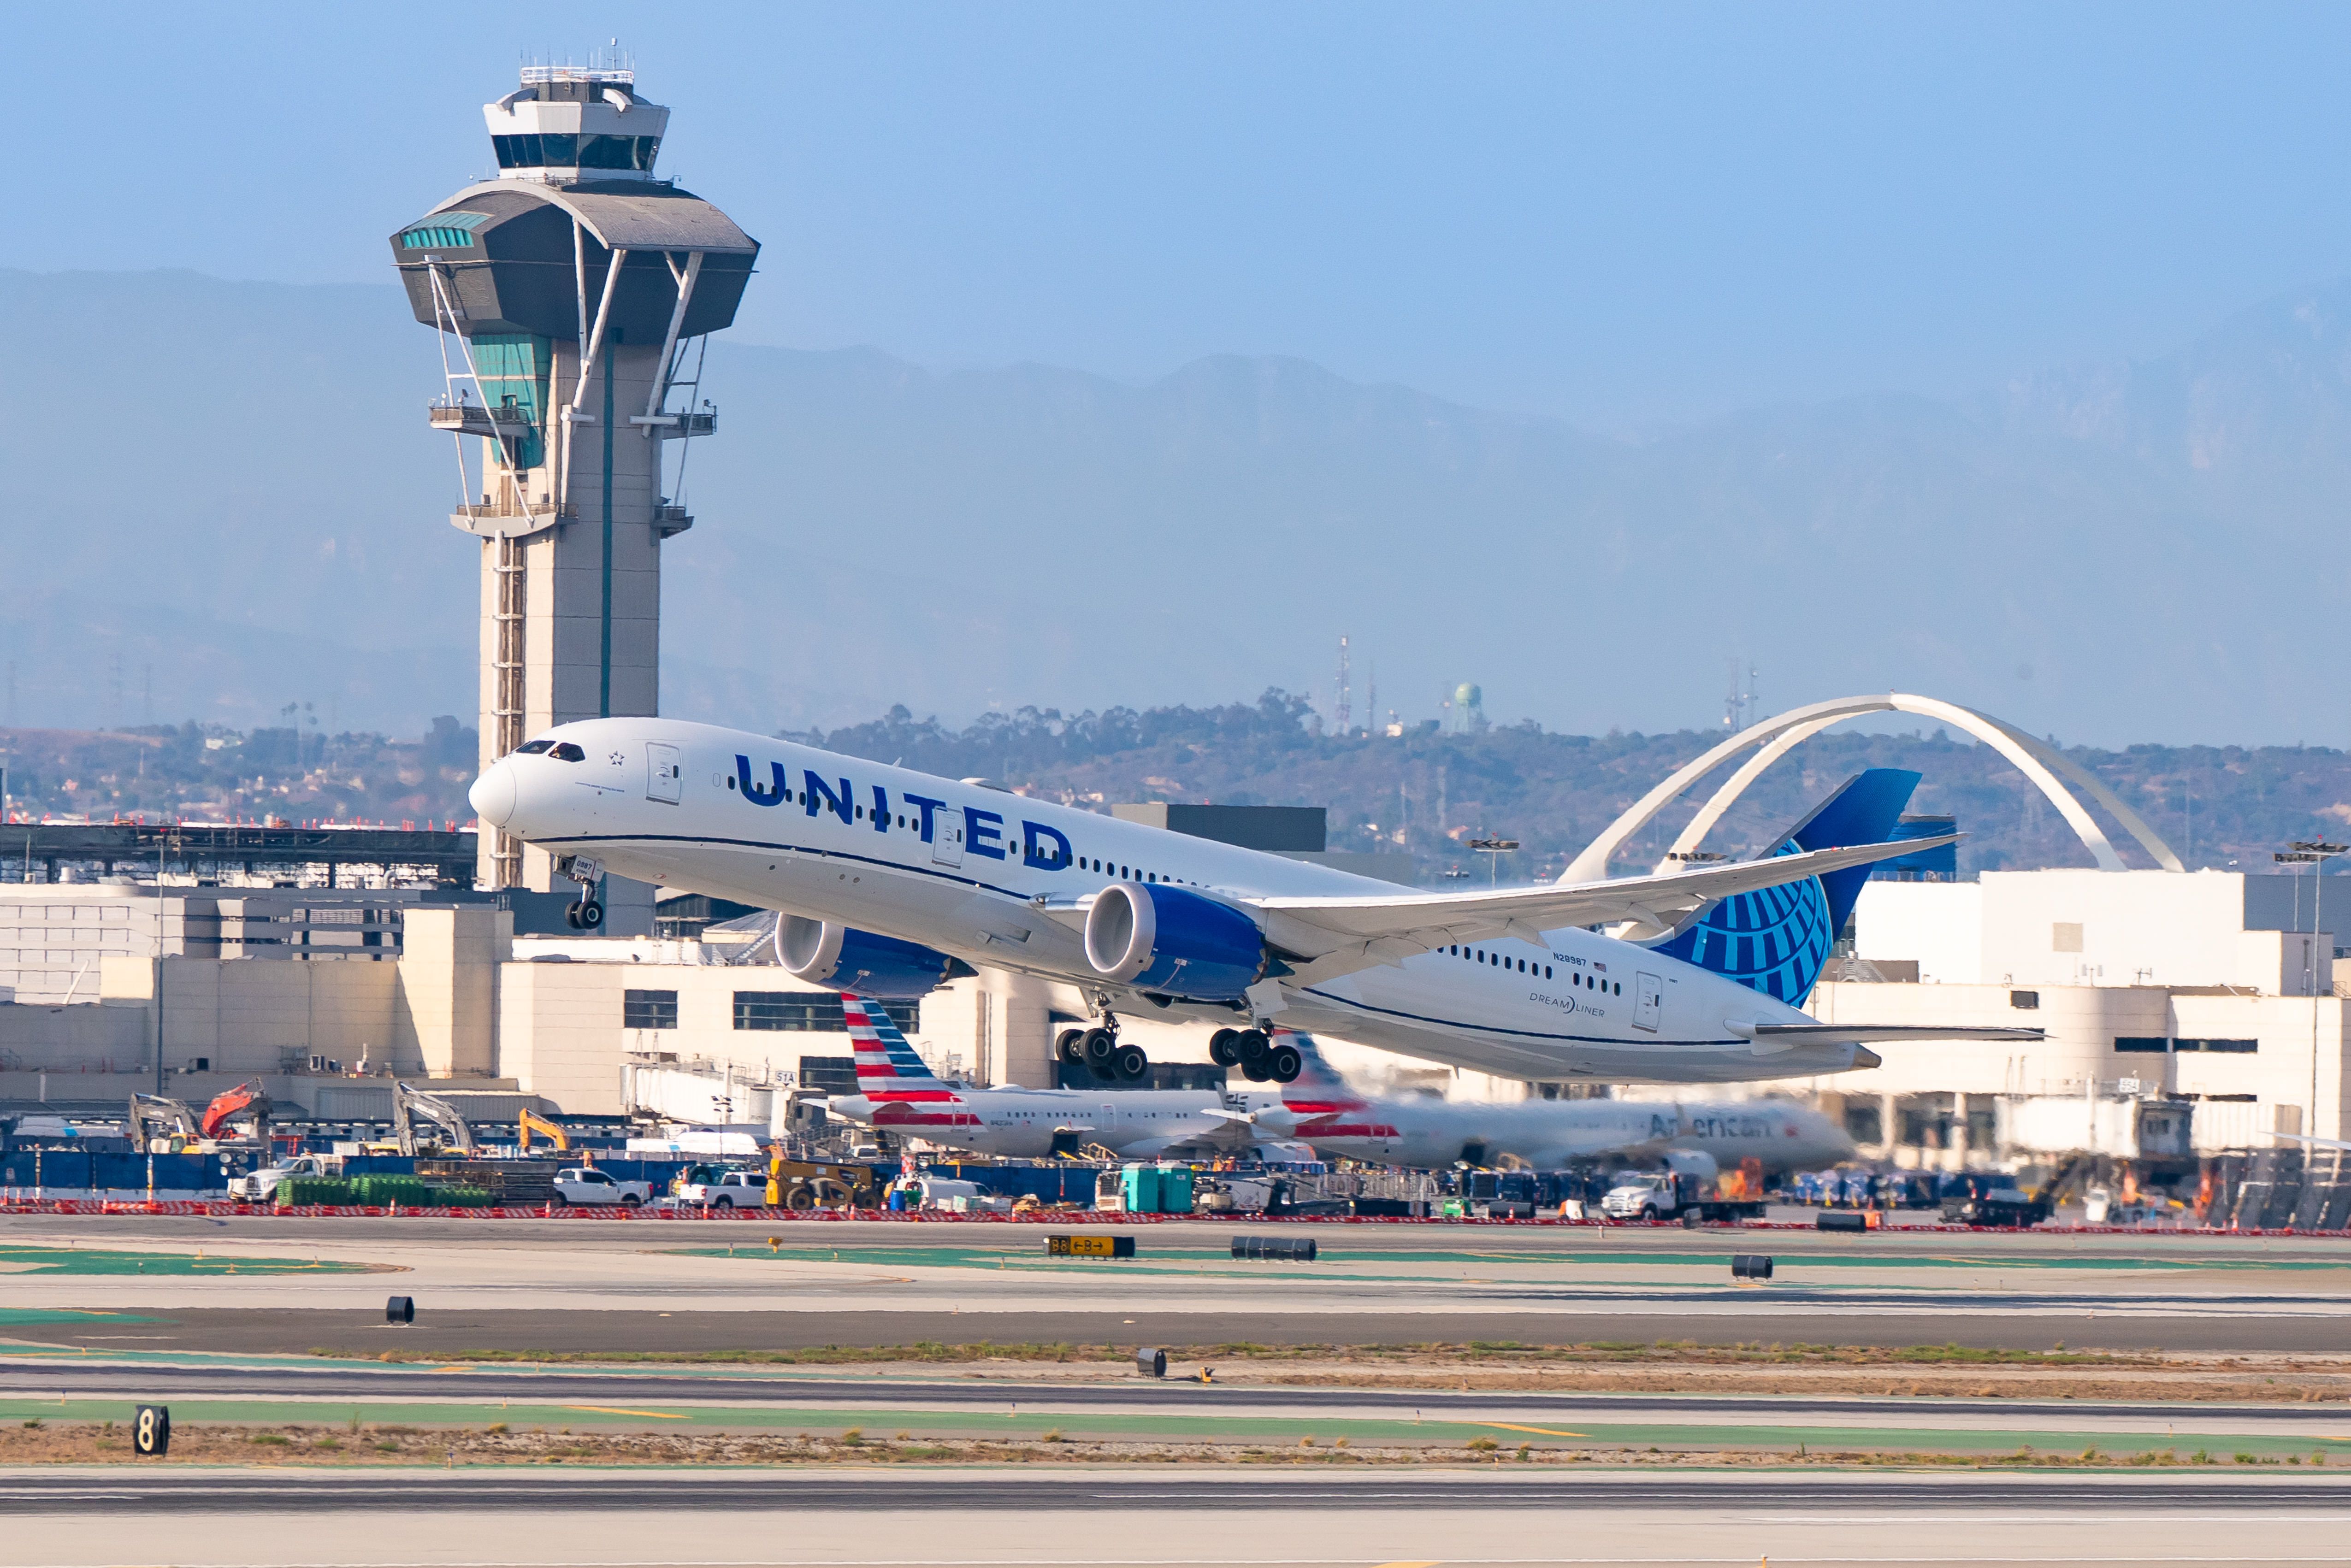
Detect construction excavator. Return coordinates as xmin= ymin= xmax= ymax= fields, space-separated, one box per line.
xmin=516 ymin=1107 xmax=569 ymax=1153
xmin=390 ymin=1080 xmax=477 ymax=1157
xmin=127 ymin=1084 xmax=273 ymax=1152
xmin=200 ymin=1083 xmax=271 ymax=1143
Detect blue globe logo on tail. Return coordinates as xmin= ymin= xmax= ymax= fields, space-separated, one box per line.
xmin=1645 ymin=768 xmax=1920 ymax=1005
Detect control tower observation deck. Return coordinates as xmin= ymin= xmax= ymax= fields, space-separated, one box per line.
xmin=390 ymin=65 xmax=758 ymax=910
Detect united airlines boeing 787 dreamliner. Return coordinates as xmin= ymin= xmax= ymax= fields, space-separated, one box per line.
xmin=470 ymin=719 xmax=2037 ymax=1086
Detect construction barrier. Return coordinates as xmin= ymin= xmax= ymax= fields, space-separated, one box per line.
xmin=0 ymin=1194 xmax=2347 ymax=1236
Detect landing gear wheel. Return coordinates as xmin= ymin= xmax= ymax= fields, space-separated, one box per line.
xmin=1056 ymin=1029 xmax=1087 ymax=1066
xmin=1082 ymin=1028 xmax=1117 ymax=1065
xmin=577 ymin=900 xmax=603 ymax=929
xmin=1114 ymin=1044 xmax=1149 ymax=1080
xmin=1266 ymin=1043 xmax=1302 ymax=1083
xmin=1240 ymin=1057 xmax=1272 ymax=1083
xmin=565 ymin=905 xmax=583 ymax=929
xmin=1208 ymin=1028 xmax=1241 ymax=1067
xmin=1235 ymin=1029 xmax=1270 ymax=1065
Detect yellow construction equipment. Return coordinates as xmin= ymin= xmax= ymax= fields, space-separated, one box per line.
xmin=517 ymin=1108 xmax=569 ymax=1153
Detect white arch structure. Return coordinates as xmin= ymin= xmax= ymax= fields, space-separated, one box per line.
xmin=1560 ymin=692 xmax=2184 ymax=883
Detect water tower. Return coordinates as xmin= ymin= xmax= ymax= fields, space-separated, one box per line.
xmin=389 ymin=59 xmax=758 ymax=915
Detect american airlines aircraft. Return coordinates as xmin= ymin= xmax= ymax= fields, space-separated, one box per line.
xmin=827 ymin=997 xmax=1850 ymax=1173
xmin=826 ymin=994 xmax=1294 ymax=1161
xmin=470 ymin=722 xmax=2036 ymax=1086
xmin=1251 ymin=1033 xmax=1854 ymax=1173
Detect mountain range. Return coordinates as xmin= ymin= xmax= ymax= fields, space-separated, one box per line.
xmin=5 ymin=266 xmax=2349 ymax=745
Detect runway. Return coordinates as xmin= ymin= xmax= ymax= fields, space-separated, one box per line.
xmin=7 ymin=1466 xmax=2351 ymax=1511
xmin=7 ymin=1214 xmax=2351 ymax=1356
xmin=14 ymin=1354 xmax=2351 ymax=1435
xmin=8 ymin=1467 xmax=2351 ymax=1567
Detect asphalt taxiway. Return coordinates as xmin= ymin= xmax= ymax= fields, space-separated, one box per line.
xmin=7 ymin=1468 xmax=2351 ymax=1567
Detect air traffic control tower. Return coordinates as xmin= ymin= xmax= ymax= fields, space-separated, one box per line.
xmin=390 ymin=63 xmax=758 ymax=915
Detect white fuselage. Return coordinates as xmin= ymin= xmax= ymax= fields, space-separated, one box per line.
xmin=1271 ymin=1092 xmax=1855 ymax=1172
xmin=825 ymin=1084 xmax=1285 ymax=1161
xmin=475 ymin=718 xmax=1855 ymax=1085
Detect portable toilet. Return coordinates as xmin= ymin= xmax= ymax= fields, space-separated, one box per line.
xmin=1156 ymin=1165 xmax=1195 ymax=1213
xmin=1120 ymin=1163 xmax=1163 ymax=1214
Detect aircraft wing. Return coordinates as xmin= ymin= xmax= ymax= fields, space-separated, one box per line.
xmin=1252 ymin=835 xmax=1956 ymax=984
xmin=1731 ymin=1021 xmax=2045 ymax=1056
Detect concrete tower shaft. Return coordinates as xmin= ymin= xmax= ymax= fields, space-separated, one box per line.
xmin=389 ymin=65 xmax=758 ymax=910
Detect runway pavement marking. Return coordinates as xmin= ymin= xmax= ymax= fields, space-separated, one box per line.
xmin=1475 ymin=1424 xmax=1588 ymax=1439
xmin=563 ymin=1405 xmax=690 ymax=1420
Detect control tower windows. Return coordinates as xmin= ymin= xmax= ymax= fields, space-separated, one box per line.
xmin=493 ymin=133 xmax=661 ymax=172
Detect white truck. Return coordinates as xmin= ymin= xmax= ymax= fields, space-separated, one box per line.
xmin=677 ymin=1169 xmax=768 ymax=1209
xmin=226 ymin=1154 xmax=339 ymax=1202
xmin=1600 ymin=1171 xmax=1765 ymax=1225
xmin=550 ymin=1167 xmax=651 ymax=1207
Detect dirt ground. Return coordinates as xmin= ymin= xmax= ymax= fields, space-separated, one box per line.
xmin=0 ymin=1420 xmax=2327 ymax=1471
xmin=346 ymin=1340 xmax=2351 ymax=1404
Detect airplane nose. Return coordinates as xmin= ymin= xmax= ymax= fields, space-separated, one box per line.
xmin=469 ymin=762 xmax=517 ymax=829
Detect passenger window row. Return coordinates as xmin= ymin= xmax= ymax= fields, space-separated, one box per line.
xmin=1443 ymin=944 xmax=1620 ymax=993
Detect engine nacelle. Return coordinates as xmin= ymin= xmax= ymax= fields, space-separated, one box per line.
xmin=778 ymin=918 xmax=975 ymax=999
xmin=1083 ymin=883 xmax=1268 ymax=1002
xmin=1660 ymin=1148 xmax=1720 ymax=1182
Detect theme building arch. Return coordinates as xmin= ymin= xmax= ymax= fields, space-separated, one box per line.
xmin=1560 ymin=693 xmax=2183 ymax=882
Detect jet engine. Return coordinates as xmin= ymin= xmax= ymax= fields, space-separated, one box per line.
xmin=1083 ymin=883 xmax=1270 ymax=1002
xmin=778 ymin=918 xmax=975 ymax=998
xmin=1660 ymin=1148 xmax=1720 ymax=1181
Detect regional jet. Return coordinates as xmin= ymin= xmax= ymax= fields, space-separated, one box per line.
xmin=470 ymin=721 xmax=2037 ymax=1086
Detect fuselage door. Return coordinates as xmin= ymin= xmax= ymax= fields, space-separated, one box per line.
xmin=1632 ymin=971 xmax=1664 ymax=1033
xmin=932 ymin=813 xmax=964 ymax=867
xmin=646 ymin=743 xmax=683 ymax=805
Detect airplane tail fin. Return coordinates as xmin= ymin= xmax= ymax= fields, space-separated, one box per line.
xmin=842 ymin=994 xmax=944 ymax=1089
xmin=1645 ymin=767 xmax=1920 ymax=1005
xmin=1270 ymin=1030 xmax=1367 ymax=1113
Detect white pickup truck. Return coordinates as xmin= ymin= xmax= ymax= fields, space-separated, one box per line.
xmin=227 ymin=1155 xmax=337 ymax=1202
xmin=677 ymin=1169 xmax=768 ymax=1209
xmin=550 ymin=1167 xmax=650 ymax=1207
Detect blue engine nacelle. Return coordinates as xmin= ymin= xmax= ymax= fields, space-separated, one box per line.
xmin=777 ymin=918 xmax=975 ymax=999
xmin=1082 ymin=883 xmax=1269 ymax=1002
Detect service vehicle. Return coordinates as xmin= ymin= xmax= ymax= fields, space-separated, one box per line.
xmin=227 ymin=1154 xmax=340 ymax=1201
xmin=678 ymin=1168 xmax=768 ymax=1208
xmin=1943 ymin=1183 xmax=2047 ymax=1228
xmin=550 ymin=1167 xmax=650 ymax=1207
xmin=1599 ymin=1169 xmax=1766 ymax=1225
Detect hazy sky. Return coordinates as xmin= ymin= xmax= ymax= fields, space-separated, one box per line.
xmin=16 ymin=3 xmax=2351 ymax=427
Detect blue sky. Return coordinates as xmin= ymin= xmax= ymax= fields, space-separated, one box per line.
xmin=16 ymin=3 xmax=2351 ymax=427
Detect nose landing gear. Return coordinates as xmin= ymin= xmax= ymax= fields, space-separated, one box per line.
xmin=557 ymin=855 xmax=605 ymax=930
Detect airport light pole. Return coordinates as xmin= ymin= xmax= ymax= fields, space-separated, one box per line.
xmin=2275 ymin=839 xmax=2348 ymax=1139
xmin=1467 ymin=836 xmax=1518 ymax=888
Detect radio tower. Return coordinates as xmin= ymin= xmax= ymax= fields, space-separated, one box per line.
xmin=1335 ymin=635 xmax=1352 ymax=735
xmin=390 ymin=54 xmax=759 ymax=914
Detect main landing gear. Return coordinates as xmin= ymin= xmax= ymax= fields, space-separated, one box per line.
xmin=1211 ymin=1027 xmax=1301 ymax=1084
xmin=1057 ymin=1017 xmax=1150 ymax=1083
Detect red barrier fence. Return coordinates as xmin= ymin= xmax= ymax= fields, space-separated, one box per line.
xmin=2 ymin=1196 xmax=2348 ymax=1236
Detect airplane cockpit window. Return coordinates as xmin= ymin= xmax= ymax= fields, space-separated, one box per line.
xmin=515 ymin=740 xmax=554 ymax=755
xmin=548 ymin=742 xmax=587 ymax=762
